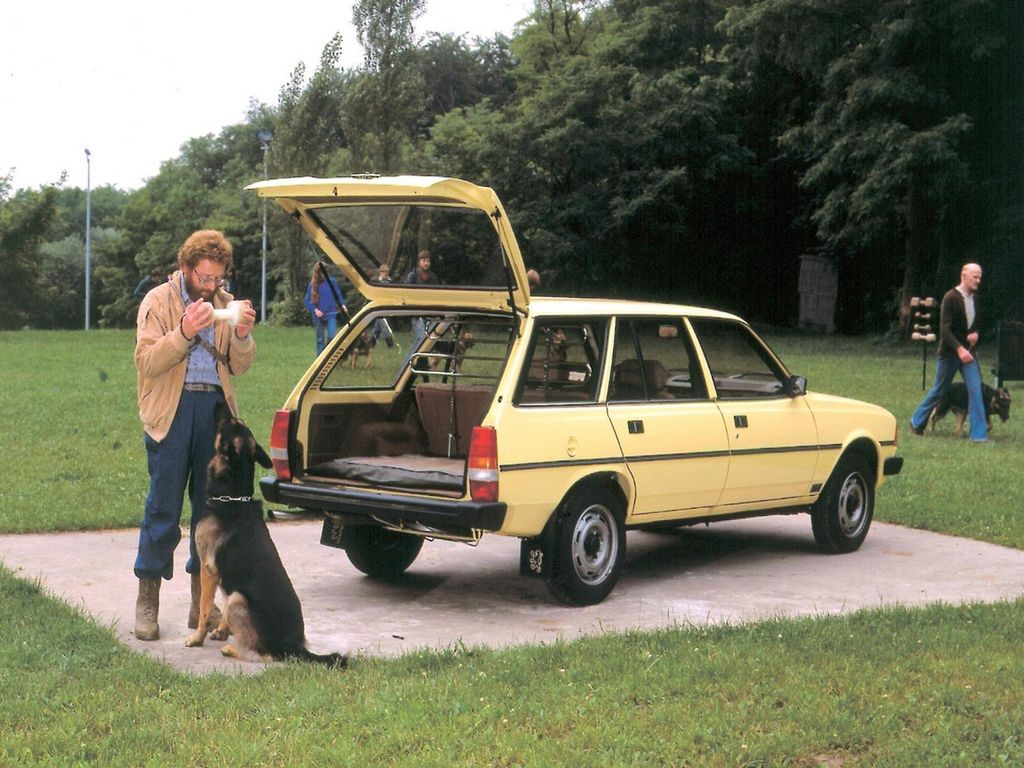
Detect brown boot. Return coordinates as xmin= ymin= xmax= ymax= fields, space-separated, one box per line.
xmin=188 ymin=572 xmax=223 ymax=631
xmin=134 ymin=577 xmax=160 ymax=641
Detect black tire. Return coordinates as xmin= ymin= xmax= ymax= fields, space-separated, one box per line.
xmin=545 ymin=488 xmax=626 ymax=606
xmin=811 ymin=453 xmax=875 ymax=554
xmin=340 ymin=525 xmax=423 ymax=578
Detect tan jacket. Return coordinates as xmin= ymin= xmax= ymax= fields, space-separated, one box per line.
xmin=135 ymin=271 xmax=256 ymax=441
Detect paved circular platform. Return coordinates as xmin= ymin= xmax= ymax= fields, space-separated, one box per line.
xmin=2 ymin=516 xmax=1022 ymax=675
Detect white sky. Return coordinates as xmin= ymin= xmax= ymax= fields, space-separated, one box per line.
xmin=1 ymin=0 xmax=532 ymax=192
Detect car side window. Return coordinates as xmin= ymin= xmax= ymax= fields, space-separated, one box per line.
xmin=515 ymin=320 xmax=606 ymax=405
xmin=689 ymin=318 xmax=788 ymax=399
xmin=609 ymin=318 xmax=707 ymax=402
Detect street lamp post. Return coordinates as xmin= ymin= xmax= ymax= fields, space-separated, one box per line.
xmin=84 ymin=148 xmax=92 ymax=331
xmin=257 ymin=130 xmax=273 ymax=323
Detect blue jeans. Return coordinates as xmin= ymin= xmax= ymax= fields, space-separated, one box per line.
xmin=911 ymin=355 xmax=988 ymax=441
xmin=314 ymin=314 xmax=338 ymax=355
xmin=135 ymin=389 xmax=222 ymax=580
xmin=372 ymin=317 xmax=395 ymax=347
xmin=404 ymin=317 xmax=434 ymax=369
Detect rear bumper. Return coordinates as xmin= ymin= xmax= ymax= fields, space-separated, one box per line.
xmin=259 ymin=477 xmax=507 ymax=533
xmin=883 ymin=456 xmax=904 ymax=476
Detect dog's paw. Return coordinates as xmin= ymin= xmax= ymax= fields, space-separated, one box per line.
xmin=210 ymin=624 xmax=230 ymax=641
xmin=184 ymin=631 xmax=205 ymax=648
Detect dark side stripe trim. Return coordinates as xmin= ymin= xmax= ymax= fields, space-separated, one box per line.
xmin=501 ymin=443 xmax=844 ymax=473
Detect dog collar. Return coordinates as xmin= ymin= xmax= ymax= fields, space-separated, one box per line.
xmin=208 ymin=495 xmax=255 ymax=503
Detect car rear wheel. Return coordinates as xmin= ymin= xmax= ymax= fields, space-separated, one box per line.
xmin=340 ymin=525 xmax=424 ymax=578
xmin=812 ymin=453 xmax=875 ymax=553
xmin=545 ymin=489 xmax=626 ymax=606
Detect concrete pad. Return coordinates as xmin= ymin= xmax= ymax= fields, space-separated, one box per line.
xmin=2 ymin=516 xmax=1023 ymax=675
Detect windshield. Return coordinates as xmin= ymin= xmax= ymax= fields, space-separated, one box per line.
xmin=308 ymin=204 xmax=514 ymax=291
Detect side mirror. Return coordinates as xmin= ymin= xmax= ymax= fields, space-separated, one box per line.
xmin=788 ymin=375 xmax=807 ymax=397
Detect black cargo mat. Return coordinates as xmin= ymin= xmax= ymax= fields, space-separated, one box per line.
xmin=307 ymin=454 xmax=465 ymax=492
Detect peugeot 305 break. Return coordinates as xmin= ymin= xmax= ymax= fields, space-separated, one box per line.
xmin=250 ymin=175 xmax=903 ymax=605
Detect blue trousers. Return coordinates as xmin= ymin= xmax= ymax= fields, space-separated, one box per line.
xmin=314 ymin=315 xmax=338 ymax=355
xmin=372 ymin=317 xmax=395 ymax=347
xmin=134 ymin=389 xmax=221 ymax=580
xmin=911 ymin=354 xmax=988 ymax=441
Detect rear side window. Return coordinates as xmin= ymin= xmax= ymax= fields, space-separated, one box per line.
xmin=319 ymin=313 xmax=514 ymax=390
xmin=688 ymin=319 xmax=788 ymax=399
xmin=609 ymin=318 xmax=707 ymax=402
xmin=515 ymin=320 xmax=607 ymax=405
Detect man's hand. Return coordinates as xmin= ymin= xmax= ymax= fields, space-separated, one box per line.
xmin=181 ymin=300 xmax=213 ymax=339
xmin=314 ymin=308 xmax=324 ymax=318
xmin=967 ymin=331 xmax=979 ymax=349
xmin=234 ymin=300 xmax=256 ymax=338
xmin=958 ymin=345 xmax=974 ymax=364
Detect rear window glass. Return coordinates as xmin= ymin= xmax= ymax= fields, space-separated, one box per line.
xmin=308 ymin=204 xmax=514 ymax=291
xmin=515 ymin=319 xmax=608 ymax=405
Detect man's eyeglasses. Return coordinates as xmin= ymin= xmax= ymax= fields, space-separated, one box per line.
xmin=193 ymin=269 xmax=228 ymax=288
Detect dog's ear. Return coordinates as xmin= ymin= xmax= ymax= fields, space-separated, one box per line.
xmin=254 ymin=442 xmax=273 ymax=469
xmin=214 ymin=399 xmax=234 ymax=428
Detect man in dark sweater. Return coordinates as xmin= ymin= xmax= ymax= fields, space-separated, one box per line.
xmin=910 ymin=263 xmax=988 ymax=442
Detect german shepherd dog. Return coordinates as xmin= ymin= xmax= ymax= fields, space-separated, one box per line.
xmin=342 ymin=329 xmax=374 ymax=369
xmin=930 ymin=382 xmax=1012 ymax=436
xmin=185 ymin=402 xmax=347 ymax=667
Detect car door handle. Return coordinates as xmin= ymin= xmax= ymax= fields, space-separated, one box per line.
xmin=734 ymin=415 xmax=748 ymax=428
xmin=627 ymin=420 xmax=645 ymax=434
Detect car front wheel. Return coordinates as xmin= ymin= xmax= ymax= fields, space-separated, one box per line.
xmin=811 ymin=453 xmax=875 ymax=554
xmin=545 ymin=489 xmax=626 ymax=606
xmin=340 ymin=525 xmax=424 ymax=578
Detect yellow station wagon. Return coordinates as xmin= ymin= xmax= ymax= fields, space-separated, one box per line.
xmin=251 ymin=175 xmax=903 ymax=605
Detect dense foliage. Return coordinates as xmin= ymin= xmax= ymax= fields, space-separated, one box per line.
xmin=1 ymin=0 xmax=1019 ymax=333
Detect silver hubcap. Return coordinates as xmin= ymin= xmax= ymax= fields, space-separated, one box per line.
xmin=570 ymin=504 xmax=618 ymax=586
xmin=837 ymin=472 xmax=868 ymax=537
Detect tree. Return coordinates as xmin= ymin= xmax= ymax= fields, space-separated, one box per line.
xmin=267 ymin=34 xmax=350 ymax=311
xmin=722 ymin=0 xmax=1021 ymax=332
xmin=0 ymin=186 xmax=59 ymax=329
xmin=345 ymin=0 xmax=427 ymax=172
xmin=429 ymin=0 xmax=749 ymax=308
xmin=415 ymin=32 xmax=518 ymax=126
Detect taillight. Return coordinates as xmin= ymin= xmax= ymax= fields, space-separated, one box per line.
xmin=467 ymin=426 xmax=499 ymax=502
xmin=270 ymin=409 xmax=294 ymax=480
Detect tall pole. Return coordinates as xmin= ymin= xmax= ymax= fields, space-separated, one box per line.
xmin=84 ymin=148 xmax=92 ymax=331
xmin=258 ymin=130 xmax=272 ymax=323
xmin=261 ymin=149 xmax=268 ymax=323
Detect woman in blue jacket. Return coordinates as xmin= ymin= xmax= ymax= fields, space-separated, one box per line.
xmin=304 ymin=262 xmax=347 ymax=355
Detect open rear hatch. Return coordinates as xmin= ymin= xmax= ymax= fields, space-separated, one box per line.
xmin=246 ymin=175 xmax=531 ymax=313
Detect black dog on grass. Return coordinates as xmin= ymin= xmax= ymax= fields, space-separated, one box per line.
xmin=185 ymin=401 xmax=346 ymax=667
xmin=930 ymin=382 xmax=1012 ymax=436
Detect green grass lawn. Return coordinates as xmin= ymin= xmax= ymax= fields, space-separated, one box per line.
xmin=1 ymin=328 xmax=1023 ymax=766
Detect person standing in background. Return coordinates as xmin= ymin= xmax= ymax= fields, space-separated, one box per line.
xmin=909 ymin=263 xmax=988 ymax=442
xmin=304 ymin=261 xmax=348 ymax=355
xmin=371 ymin=263 xmax=397 ymax=349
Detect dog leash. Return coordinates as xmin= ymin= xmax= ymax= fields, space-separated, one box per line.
xmin=209 ymin=495 xmax=254 ymax=502
xmin=193 ymin=335 xmax=234 ymax=375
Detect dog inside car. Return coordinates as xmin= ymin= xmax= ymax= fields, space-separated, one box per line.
xmin=185 ymin=401 xmax=347 ymax=667
xmin=930 ymin=382 xmax=1012 ymax=436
